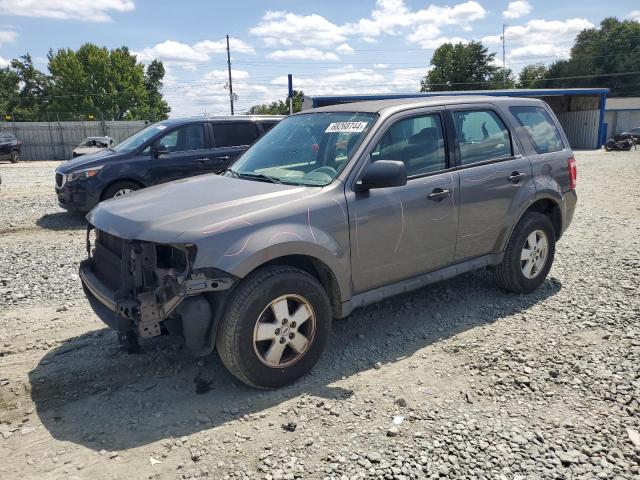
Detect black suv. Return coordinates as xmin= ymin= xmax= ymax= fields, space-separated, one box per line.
xmin=0 ymin=131 xmax=22 ymax=163
xmin=55 ymin=116 xmax=281 ymax=212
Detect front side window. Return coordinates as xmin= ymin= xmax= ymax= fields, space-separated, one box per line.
xmin=228 ymin=112 xmax=376 ymax=186
xmin=510 ymin=106 xmax=564 ymax=154
xmin=453 ymin=110 xmax=512 ymax=165
xmin=371 ymin=113 xmax=446 ymax=177
xmin=213 ymin=122 xmax=259 ymax=148
xmin=113 ymin=124 xmax=169 ymax=153
xmin=158 ymin=124 xmax=205 ymax=152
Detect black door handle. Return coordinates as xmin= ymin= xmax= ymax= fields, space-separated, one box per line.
xmin=508 ymin=171 xmax=525 ymax=184
xmin=427 ymin=188 xmax=451 ymax=201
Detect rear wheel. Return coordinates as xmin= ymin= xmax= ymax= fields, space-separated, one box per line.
xmin=494 ymin=212 xmax=555 ymax=293
xmin=9 ymin=150 xmax=20 ymax=163
xmin=102 ymin=181 xmax=141 ymax=200
xmin=216 ymin=265 xmax=332 ymax=389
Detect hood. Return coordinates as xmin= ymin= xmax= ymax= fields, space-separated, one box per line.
xmin=58 ymin=148 xmax=121 ymax=173
xmin=87 ymin=174 xmax=317 ymax=243
xmin=73 ymin=146 xmax=107 ymax=155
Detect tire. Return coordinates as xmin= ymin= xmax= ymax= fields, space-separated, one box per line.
xmin=494 ymin=212 xmax=556 ymax=294
xmin=216 ymin=265 xmax=332 ymax=389
xmin=9 ymin=150 xmax=20 ymax=163
xmin=101 ymin=181 xmax=141 ymax=200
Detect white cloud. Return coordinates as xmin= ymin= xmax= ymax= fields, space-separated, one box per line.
xmin=388 ymin=67 xmax=427 ymax=88
xmin=202 ymin=69 xmax=250 ymax=83
xmin=482 ymin=18 xmax=594 ymax=60
xmin=409 ymin=33 xmax=467 ymax=49
xmin=0 ymin=0 xmax=134 ymax=22
xmin=348 ymin=0 xmax=486 ymax=40
xmin=628 ymin=10 xmax=640 ymax=22
xmin=135 ymin=40 xmax=209 ymax=67
xmin=503 ymin=1 xmax=532 ymax=20
xmin=336 ymin=43 xmax=355 ymax=55
xmin=194 ymin=38 xmax=255 ymax=55
xmin=0 ymin=56 xmax=9 ymax=67
xmin=267 ymin=48 xmax=339 ymax=61
xmin=134 ymin=38 xmax=254 ymax=69
xmin=0 ymin=30 xmax=17 ymax=47
xmin=374 ymin=63 xmax=389 ymax=69
xmin=250 ymin=11 xmax=347 ymax=47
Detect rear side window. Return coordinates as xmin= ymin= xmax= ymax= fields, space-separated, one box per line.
xmin=213 ymin=122 xmax=259 ymax=148
xmin=453 ymin=110 xmax=512 ymax=165
xmin=510 ymin=106 xmax=564 ymax=154
xmin=261 ymin=121 xmax=278 ymax=133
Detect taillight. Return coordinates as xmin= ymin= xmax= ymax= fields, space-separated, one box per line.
xmin=568 ymin=157 xmax=577 ymax=190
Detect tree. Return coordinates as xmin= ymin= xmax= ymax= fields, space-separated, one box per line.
xmin=247 ymin=90 xmax=304 ymax=115
xmin=46 ymin=43 xmax=169 ymax=121
xmin=145 ymin=60 xmax=170 ymax=121
xmin=517 ymin=63 xmax=549 ymax=88
xmin=9 ymin=54 xmax=50 ymax=120
xmin=420 ymin=41 xmax=498 ymax=91
xmin=488 ymin=68 xmax=516 ymax=89
xmin=543 ymin=18 xmax=640 ymax=95
xmin=0 ymin=67 xmax=20 ymax=116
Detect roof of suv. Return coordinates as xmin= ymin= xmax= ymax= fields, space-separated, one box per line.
xmin=159 ymin=115 xmax=284 ymax=127
xmin=308 ymin=95 xmax=542 ymax=115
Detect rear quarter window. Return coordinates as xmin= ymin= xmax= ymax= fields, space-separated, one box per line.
xmin=510 ymin=106 xmax=564 ymax=154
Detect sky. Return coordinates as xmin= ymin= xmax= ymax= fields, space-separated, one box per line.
xmin=0 ymin=0 xmax=638 ymax=117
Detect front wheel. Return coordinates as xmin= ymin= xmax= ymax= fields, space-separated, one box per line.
xmin=216 ymin=265 xmax=332 ymax=388
xmin=9 ymin=150 xmax=20 ymax=163
xmin=101 ymin=181 xmax=141 ymax=200
xmin=494 ymin=212 xmax=556 ymax=293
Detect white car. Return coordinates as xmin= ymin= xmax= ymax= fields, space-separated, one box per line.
xmin=71 ymin=136 xmax=115 ymax=158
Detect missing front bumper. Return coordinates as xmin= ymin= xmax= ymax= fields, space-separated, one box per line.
xmin=80 ymin=227 xmax=236 ymax=348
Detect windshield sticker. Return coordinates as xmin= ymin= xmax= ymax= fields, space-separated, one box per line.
xmin=325 ymin=122 xmax=368 ymax=133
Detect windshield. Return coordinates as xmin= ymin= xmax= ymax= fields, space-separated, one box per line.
xmin=227 ymin=112 xmax=377 ymax=186
xmin=112 ymin=124 xmax=167 ymax=153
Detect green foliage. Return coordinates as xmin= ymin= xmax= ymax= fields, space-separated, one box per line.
xmin=247 ymin=90 xmax=304 ymax=115
xmin=489 ymin=68 xmax=516 ymax=89
xmin=8 ymin=54 xmax=50 ymax=119
xmin=46 ymin=43 xmax=170 ymax=121
xmin=3 ymin=43 xmax=170 ymax=121
xmin=542 ymin=18 xmax=640 ymax=95
xmin=420 ymin=41 xmax=499 ymax=91
xmin=517 ymin=63 xmax=550 ymax=88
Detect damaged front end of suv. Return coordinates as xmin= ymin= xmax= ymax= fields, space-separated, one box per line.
xmin=79 ymin=226 xmax=236 ymax=354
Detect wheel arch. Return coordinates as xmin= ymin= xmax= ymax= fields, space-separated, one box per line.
xmin=502 ymin=196 xmax=563 ymax=253
xmin=100 ymin=177 xmax=146 ymax=201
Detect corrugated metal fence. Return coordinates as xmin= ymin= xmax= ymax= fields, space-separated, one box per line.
xmin=555 ymin=109 xmax=600 ymax=149
xmin=0 ymin=120 xmax=148 ymax=160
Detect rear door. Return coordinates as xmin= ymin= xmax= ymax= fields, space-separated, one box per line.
xmin=147 ymin=122 xmax=209 ymax=184
xmin=448 ymin=104 xmax=535 ymax=261
xmin=207 ymin=121 xmax=261 ymax=173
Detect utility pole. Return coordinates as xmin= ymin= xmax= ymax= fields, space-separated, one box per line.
xmin=502 ymin=24 xmax=508 ymax=88
xmin=226 ymin=34 xmax=234 ymax=115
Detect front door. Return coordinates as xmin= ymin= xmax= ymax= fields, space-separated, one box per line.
xmin=346 ymin=109 xmax=460 ymax=293
xmin=148 ymin=122 xmax=209 ymax=184
xmin=449 ymin=105 xmax=535 ymax=261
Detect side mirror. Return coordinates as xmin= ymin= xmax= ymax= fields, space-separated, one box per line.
xmin=356 ymin=160 xmax=407 ymax=191
xmin=152 ymin=143 xmax=169 ymax=158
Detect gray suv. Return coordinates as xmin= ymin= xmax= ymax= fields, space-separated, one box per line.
xmin=79 ymin=96 xmax=577 ymax=388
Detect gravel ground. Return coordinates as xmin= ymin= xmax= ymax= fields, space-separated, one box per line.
xmin=0 ymin=152 xmax=638 ymax=480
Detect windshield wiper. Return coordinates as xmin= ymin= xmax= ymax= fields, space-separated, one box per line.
xmin=236 ymin=172 xmax=284 ymax=184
